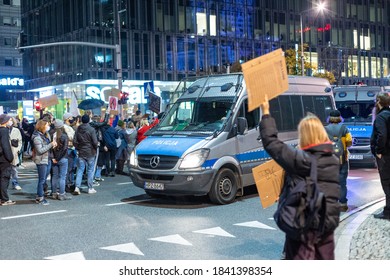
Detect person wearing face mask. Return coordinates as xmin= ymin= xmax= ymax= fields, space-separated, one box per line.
xmin=63 ymin=113 xmax=77 ymax=192
xmin=0 ymin=114 xmax=15 ymax=205
xmin=32 ymin=119 xmax=57 ymax=205
xmin=8 ymin=117 xmax=23 ymax=191
xmin=370 ymin=92 xmax=390 ymax=219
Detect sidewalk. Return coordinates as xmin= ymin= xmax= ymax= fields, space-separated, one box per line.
xmin=334 ymin=197 xmax=390 ymax=260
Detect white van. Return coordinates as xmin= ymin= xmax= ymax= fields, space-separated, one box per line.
xmin=333 ymin=85 xmax=381 ymax=167
xmin=129 ymin=74 xmax=335 ymax=204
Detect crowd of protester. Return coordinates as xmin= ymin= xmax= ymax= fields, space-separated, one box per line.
xmin=0 ymin=109 xmax=161 ymax=206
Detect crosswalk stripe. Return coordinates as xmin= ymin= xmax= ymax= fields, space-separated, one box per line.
xmin=348 ymin=176 xmax=362 ymax=180
xmin=1 ymin=210 xmax=67 ymax=220
xmin=192 ymin=227 xmax=235 ymax=237
xmin=234 ymin=221 xmax=276 ymax=230
xmin=44 ymin=251 xmax=86 ymax=260
xmin=100 ymin=242 xmax=144 ymax=256
xmin=149 ymin=234 xmax=192 ymax=246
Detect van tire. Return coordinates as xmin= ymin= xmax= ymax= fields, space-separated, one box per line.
xmin=209 ymin=168 xmax=238 ymax=204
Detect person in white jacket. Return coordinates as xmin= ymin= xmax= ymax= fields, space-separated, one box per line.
xmin=8 ymin=117 xmax=23 ymax=191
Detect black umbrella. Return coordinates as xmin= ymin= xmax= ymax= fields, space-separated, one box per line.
xmin=78 ymin=99 xmax=105 ymax=110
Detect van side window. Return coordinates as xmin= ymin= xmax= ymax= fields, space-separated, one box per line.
xmin=270 ymin=95 xmax=304 ymax=132
xmin=238 ymin=99 xmax=260 ymax=130
xmin=302 ymin=96 xmax=333 ymax=123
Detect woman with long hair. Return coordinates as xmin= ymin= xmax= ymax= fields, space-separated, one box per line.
xmin=32 ymin=119 xmax=57 ymax=205
xmin=51 ymin=120 xmax=71 ymax=201
xmin=259 ymin=96 xmax=340 ymax=260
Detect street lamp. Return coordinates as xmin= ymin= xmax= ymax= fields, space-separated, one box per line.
xmin=300 ymin=2 xmax=326 ymax=76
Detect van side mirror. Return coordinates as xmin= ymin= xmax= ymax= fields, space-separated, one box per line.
xmin=236 ymin=117 xmax=248 ymax=135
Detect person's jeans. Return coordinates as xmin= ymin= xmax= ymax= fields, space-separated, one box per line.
xmin=66 ymin=149 xmax=77 ymax=186
xmin=339 ymin=161 xmax=349 ymax=204
xmin=36 ymin=163 xmax=51 ymax=198
xmin=10 ymin=165 xmax=19 ymax=187
xmin=52 ymin=158 xmax=69 ymax=195
xmin=95 ymin=165 xmax=102 ymax=179
xmin=76 ymin=156 xmax=96 ymax=189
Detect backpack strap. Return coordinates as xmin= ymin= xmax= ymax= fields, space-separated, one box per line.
xmin=308 ymin=155 xmax=327 ymax=236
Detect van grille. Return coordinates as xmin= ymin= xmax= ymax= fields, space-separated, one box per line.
xmin=138 ymin=155 xmax=179 ymax=170
xmin=351 ymin=137 xmax=370 ymax=147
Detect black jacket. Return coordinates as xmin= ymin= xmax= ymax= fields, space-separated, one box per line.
xmin=260 ymin=115 xmax=340 ymax=234
xmin=370 ymin=107 xmax=390 ymax=156
xmin=52 ymin=133 xmax=69 ymax=162
xmin=0 ymin=126 xmax=13 ymax=165
xmin=74 ymin=123 xmax=98 ymax=159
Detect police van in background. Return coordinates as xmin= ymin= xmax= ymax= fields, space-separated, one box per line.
xmin=333 ymin=85 xmax=382 ymax=167
xmin=129 ymin=74 xmax=336 ymax=204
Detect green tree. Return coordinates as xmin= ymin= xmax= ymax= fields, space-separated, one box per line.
xmin=230 ymin=61 xmax=242 ymax=73
xmin=313 ymin=71 xmax=336 ymax=84
xmin=284 ymin=44 xmax=312 ymax=76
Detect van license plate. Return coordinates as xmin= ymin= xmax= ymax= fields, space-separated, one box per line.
xmin=349 ymin=154 xmax=363 ymax=160
xmin=145 ymin=182 xmax=164 ymax=190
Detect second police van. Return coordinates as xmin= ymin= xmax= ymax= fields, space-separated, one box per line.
xmin=333 ymin=85 xmax=382 ymax=167
xmin=129 ymin=74 xmax=336 ymax=204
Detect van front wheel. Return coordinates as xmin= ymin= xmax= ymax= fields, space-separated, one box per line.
xmin=209 ymin=168 xmax=238 ymax=204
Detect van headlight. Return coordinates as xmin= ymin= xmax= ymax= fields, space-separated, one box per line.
xmin=129 ymin=150 xmax=138 ymax=167
xmin=179 ymin=149 xmax=210 ymax=169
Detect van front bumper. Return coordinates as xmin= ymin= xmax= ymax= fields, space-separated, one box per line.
xmin=129 ymin=168 xmax=216 ymax=196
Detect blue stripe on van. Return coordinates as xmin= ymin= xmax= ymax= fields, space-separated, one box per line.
xmin=202 ymin=149 xmax=271 ymax=169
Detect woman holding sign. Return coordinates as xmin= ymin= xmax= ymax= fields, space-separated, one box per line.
xmin=259 ymin=95 xmax=340 ymax=260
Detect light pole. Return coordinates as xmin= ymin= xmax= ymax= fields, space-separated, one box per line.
xmin=116 ymin=0 xmax=126 ymax=118
xmin=299 ymin=2 xmax=326 ymax=76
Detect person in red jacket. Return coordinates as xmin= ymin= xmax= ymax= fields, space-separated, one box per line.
xmin=136 ymin=118 xmax=150 ymax=144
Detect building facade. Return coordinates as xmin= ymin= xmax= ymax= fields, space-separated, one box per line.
xmin=19 ymin=0 xmax=390 ymax=97
xmin=0 ymin=0 xmax=29 ymax=114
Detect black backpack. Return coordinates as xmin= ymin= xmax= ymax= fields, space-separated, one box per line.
xmin=325 ymin=124 xmax=345 ymax=165
xmin=273 ymin=155 xmax=326 ymax=242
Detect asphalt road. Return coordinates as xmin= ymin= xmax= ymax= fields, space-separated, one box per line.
xmin=0 ymin=162 xmax=382 ymax=260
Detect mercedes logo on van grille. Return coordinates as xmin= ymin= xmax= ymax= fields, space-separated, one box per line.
xmin=352 ymin=138 xmax=358 ymax=146
xmin=150 ymin=156 xmax=160 ymax=168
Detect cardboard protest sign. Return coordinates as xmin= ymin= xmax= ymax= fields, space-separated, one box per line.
xmin=103 ymin=88 xmax=121 ymax=101
xmin=149 ymin=92 xmax=161 ymax=114
xmin=38 ymin=95 xmax=59 ymax=108
xmin=252 ymin=159 xmax=285 ymax=208
xmin=242 ymin=48 xmax=288 ymax=112
xmin=108 ymin=96 xmax=118 ymax=115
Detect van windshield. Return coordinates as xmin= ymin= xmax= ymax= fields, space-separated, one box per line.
xmin=336 ymin=101 xmax=374 ymax=123
xmin=153 ymin=97 xmax=234 ymax=136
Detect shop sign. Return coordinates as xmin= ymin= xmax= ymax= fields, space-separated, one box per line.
xmin=0 ymin=77 xmax=24 ymax=87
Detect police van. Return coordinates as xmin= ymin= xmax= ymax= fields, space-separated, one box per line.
xmin=129 ymin=74 xmax=335 ymax=204
xmin=333 ymin=85 xmax=381 ymax=166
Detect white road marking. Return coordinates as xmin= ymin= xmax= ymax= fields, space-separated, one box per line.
xmin=100 ymin=242 xmax=144 ymax=256
xmin=234 ymin=220 xmax=276 ymax=230
xmin=105 ymin=199 xmax=153 ymax=206
xmin=44 ymin=251 xmax=86 ymax=260
xmin=371 ymin=179 xmax=381 ymax=182
xmin=149 ymin=234 xmax=193 ymax=246
xmin=193 ymin=226 xmax=235 ymax=238
xmin=117 ymin=182 xmax=133 ymax=185
xmin=1 ymin=210 xmax=67 ymax=220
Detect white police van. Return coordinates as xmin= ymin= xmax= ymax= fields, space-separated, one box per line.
xmin=333 ymin=85 xmax=382 ymax=166
xmin=129 ymin=74 xmax=335 ymax=204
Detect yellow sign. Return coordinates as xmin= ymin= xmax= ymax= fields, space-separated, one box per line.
xmin=242 ymin=48 xmax=288 ymax=112
xmin=252 ymin=159 xmax=285 ymax=208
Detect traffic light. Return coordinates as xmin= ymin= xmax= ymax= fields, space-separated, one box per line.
xmin=118 ymin=91 xmax=129 ymax=104
xmin=34 ymin=101 xmax=41 ymax=111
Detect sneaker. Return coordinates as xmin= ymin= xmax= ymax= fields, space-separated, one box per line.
xmin=373 ymin=211 xmax=390 ymax=220
xmin=92 ymin=182 xmax=100 ymax=187
xmin=88 ymin=188 xmax=97 ymax=194
xmin=51 ymin=192 xmax=59 ymax=200
xmin=94 ymin=177 xmax=104 ymax=182
xmin=13 ymin=185 xmax=22 ymax=191
xmin=35 ymin=198 xmax=49 ymax=206
xmin=58 ymin=193 xmax=72 ymax=201
xmin=44 ymin=189 xmax=52 ymax=196
xmin=73 ymin=187 xmax=81 ymax=195
xmin=1 ymin=200 xmax=16 ymax=206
